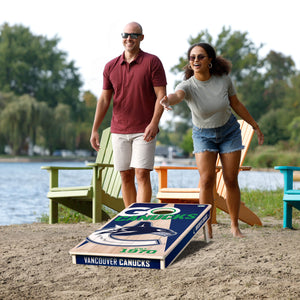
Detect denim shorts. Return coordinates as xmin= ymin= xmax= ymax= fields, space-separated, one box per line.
xmin=192 ymin=114 xmax=244 ymax=154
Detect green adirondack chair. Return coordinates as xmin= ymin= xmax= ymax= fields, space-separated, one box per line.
xmin=41 ymin=127 xmax=124 ymax=224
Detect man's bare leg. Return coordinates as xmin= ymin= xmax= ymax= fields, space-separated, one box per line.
xmin=135 ymin=168 xmax=152 ymax=203
xmin=120 ymin=169 xmax=136 ymax=207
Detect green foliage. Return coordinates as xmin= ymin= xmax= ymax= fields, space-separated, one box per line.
xmin=244 ymin=146 xmax=300 ymax=168
xmin=38 ymin=204 xmax=117 ymax=223
xmin=218 ymin=188 xmax=300 ymax=222
xmin=237 ymin=72 xmax=266 ymax=120
xmin=52 ymin=104 xmax=77 ymax=150
xmin=0 ymin=94 xmax=46 ymax=154
xmin=156 ymin=129 xmax=171 ymax=146
xmin=0 ymin=24 xmax=115 ymax=155
xmin=180 ymin=128 xmax=193 ymax=154
xmin=283 ymin=73 xmax=300 ymax=112
xmin=258 ymin=109 xmax=290 ymax=145
xmin=263 ymin=50 xmax=296 ymax=82
xmin=0 ymin=23 xmax=82 ymax=115
xmin=288 ymin=117 xmax=300 ymax=147
xmin=215 ymin=27 xmax=262 ymax=83
xmin=240 ymin=188 xmax=287 ymax=219
xmin=38 ymin=205 xmax=92 ymax=223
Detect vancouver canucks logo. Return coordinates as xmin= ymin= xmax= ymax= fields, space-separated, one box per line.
xmin=87 ymin=221 xmax=177 ymax=247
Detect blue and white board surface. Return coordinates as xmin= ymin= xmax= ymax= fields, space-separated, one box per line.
xmin=69 ymin=203 xmax=211 ymax=269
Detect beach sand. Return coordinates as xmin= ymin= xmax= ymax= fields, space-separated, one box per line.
xmin=1 ymin=216 xmax=299 ymax=300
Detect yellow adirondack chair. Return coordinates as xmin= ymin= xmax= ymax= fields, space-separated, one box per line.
xmin=41 ymin=127 xmax=124 ymax=224
xmin=154 ymin=120 xmax=262 ymax=226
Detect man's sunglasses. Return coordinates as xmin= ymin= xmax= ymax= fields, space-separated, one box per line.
xmin=121 ymin=33 xmax=142 ymax=39
xmin=189 ymin=55 xmax=207 ymax=61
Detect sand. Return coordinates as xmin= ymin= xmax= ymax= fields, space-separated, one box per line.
xmin=0 ymin=216 xmax=299 ymax=300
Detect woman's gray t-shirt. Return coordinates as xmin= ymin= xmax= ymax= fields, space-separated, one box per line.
xmin=175 ymin=75 xmax=236 ymax=128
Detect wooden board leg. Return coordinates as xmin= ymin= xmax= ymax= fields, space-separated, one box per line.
xmin=203 ymin=224 xmax=210 ymax=243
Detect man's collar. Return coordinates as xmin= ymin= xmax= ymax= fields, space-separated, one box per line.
xmin=120 ymin=50 xmax=143 ymax=65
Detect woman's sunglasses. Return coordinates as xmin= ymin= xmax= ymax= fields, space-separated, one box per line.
xmin=189 ymin=55 xmax=207 ymax=61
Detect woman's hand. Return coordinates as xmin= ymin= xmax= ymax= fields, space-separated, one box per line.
xmin=160 ymin=96 xmax=172 ymax=111
xmin=255 ymin=127 xmax=264 ymax=145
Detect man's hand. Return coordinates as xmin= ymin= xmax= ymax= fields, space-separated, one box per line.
xmin=90 ymin=131 xmax=100 ymax=151
xmin=143 ymin=124 xmax=158 ymax=142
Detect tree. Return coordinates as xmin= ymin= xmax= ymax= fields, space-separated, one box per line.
xmin=260 ymin=51 xmax=297 ymax=114
xmin=214 ymin=27 xmax=263 ymax=83
xmin=74 ymin=90 xmax=113 ymax=150
xmin=282 ymin=73 xmax=300 ymax=115
xmin=0 ymin=94 xmax=47 ymax=154
xmin=237 ymin=71 xmax=266 ymax=120
xmin=263 ymin=51 xmax=296 ymax=83
xmin=258 ymin=108 xmax=290 ymax=145
xmin=288 ymin=116 xmax=300 ymax=150
xmin=0 ymin=23 xmax=82 ymax=117
xmin=180 ymin=128 xmax=193 ymax=155
xmin=51 ymin=104 xmax=76 ymax=151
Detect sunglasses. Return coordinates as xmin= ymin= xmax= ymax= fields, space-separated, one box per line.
xmin=121 ymin=33 xmax=142 ymax=39
xmin=189 ymin=55 xmax=207 ymax=61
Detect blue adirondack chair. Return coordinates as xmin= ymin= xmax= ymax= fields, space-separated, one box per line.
xmin=275 ymin=166 xmax=300 ymax=229
xmin=42 ymin=128 xmax=124 ymax=224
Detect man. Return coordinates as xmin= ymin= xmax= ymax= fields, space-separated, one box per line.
xmin=90 ymin=22 xmax=167 ymax=207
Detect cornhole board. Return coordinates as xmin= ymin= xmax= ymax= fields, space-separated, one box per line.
xmin=69 ymin=203 xmax=211 ymax=270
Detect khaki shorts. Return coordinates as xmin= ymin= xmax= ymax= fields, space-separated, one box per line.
xmin=111 ymin=133 xmax=156 ymax=171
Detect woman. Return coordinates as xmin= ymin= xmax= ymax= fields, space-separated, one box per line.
xmin=160 ymin=43 xmax=264 ymax=238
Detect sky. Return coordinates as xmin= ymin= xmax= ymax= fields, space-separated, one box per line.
xmin=1 ymin=0 xmax=300 ymax=100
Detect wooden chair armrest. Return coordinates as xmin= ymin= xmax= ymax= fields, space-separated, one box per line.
xmin=154 ymin=165 xmax=224 ymax=190
xmin=154 ymin=165 xmax=196 ymax=190
xmin=275 ymin=166 xmax=300 ymax=172
xmin=87 ymin=163 xmax=115 ymax=182
xmin=154 ymin=165 xmax=222 ymax=171
xmin=41 ymin=166 xmax=92 ymax=170
xmin=274 ymin=166 xmax=300 ymax=191
xmin=154 ymin=164 xmax=252 ymax=190
xmin=154 ymin=165 xmax=197 ymax=171
xmin=86 ymin=163 xmax=114 ymax=168
xmin=239 ymin=166 xmax=252 ymax=171
xmin=41 ymin=166 xmax=93 ymax=189
xmin=154 ymin=165 xmax=251 ymax=171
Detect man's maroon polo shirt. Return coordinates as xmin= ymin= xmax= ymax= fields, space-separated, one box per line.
xmin=103 ymin=50 xmax=167 ymax=134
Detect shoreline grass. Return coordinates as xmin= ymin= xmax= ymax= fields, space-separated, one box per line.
xmin=38 ymin=188 xmax=300 ymax=228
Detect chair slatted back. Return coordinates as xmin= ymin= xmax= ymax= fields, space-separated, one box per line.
xmin=95 ymin=128 xmax=121 ymax=198
xmin=216 ymin=120 xmax=254 ymax=198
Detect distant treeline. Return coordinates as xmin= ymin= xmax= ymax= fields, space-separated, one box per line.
xmin=1 ymin=24 xmax=300 ymax=160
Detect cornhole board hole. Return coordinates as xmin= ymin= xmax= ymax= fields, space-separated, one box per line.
xmin=69 ymin=203 xmax=211 ymax=270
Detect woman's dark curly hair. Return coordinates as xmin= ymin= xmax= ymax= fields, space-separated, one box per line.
xmin=184 ymin=43 xmax=232 ymax=80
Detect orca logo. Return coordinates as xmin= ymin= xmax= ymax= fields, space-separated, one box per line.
xmin=87 ymin=221 xmax=177 ymax=247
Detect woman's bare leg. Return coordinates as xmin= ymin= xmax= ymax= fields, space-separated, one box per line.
xmin=220 ymin=150 xmax=245 ymax=237
xmin=195 ymin=151 xmax=218 ymax=238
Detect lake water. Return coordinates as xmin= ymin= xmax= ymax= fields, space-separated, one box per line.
xmin=0 ymin=161 xmax=299 ymax=226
